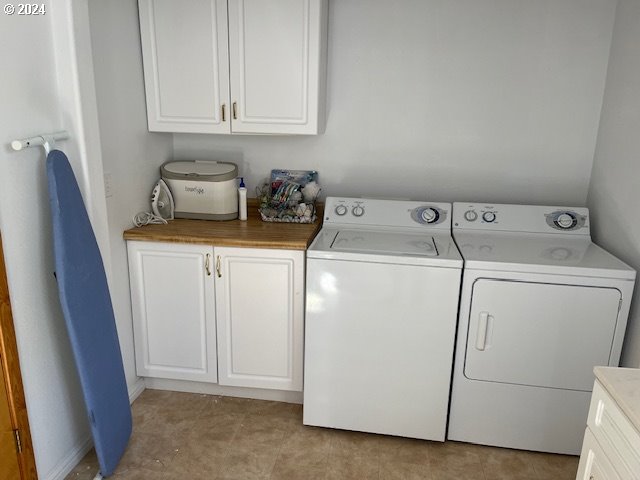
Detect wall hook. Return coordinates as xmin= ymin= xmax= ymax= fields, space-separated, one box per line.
xmin=11 ymin=131 xmax=69 ymax=155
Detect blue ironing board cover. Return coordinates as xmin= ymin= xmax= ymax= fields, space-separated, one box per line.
xmin=46 ymin=150 xmax=131 ymax=476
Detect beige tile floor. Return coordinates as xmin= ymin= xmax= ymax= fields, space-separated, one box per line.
xmin=65 ymin=389 xmax=579 ymax=480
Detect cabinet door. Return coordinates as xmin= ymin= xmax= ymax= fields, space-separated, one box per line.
xmin=215 ymin=247 xmax=304 ymax=391
xmin=587 ymin=381 xmax=640 ymax=477
xmin=576 ymin=429 xmax=622 ymax=480
xmin=139 ymin=0 xmax=230 ymax=133
xmin=128 ymin=241 xmax=217 ymax=382
xmin=227 ymin=0 xmax=328 ymax=134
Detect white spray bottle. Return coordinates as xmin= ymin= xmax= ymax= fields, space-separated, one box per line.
xmin=238 ymin=177 xmax=247 ymax=221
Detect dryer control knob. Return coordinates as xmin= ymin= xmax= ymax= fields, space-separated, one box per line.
xmin=421 ymin=207 xmax=439 ymax=224
xmin=555 ymin=212 xmax=577 ymax=229
xmin=335 ymin=204 xmax=348 ymax=216
xmin=464 ymin=210 xmax=478 ymax=222
xmin=352 ymin=206 xmax=365 ymax=217
xmin=482 ymin=211 xmax=497 ymax=223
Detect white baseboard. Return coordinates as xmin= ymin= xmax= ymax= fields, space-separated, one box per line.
xmin=144 ymin=378 xmax=303 ymax=404
xmin=128 ymin=377 xmax=146 ymax=403
xmin=43 ymin=433 xmax=93 ymax=480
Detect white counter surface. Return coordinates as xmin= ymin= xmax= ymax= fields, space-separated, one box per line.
xmin=594 ymin=366 xmax=640 ymax=432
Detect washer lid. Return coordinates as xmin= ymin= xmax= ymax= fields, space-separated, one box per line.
xmin=331 ymin=230 xmax=438 ymax=256
xmin=308 ymin=228 xmax=463 ymax=268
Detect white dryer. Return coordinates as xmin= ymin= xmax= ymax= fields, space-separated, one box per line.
xmin=448 ymin=203 xmax=636 ymax=455
xmin=303 ymin=197 xmax=463 ymax=441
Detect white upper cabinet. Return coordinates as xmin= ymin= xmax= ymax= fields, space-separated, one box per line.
xmin=139 ymin=0 xmax=328 ymax=135
xmin=139 ymin=0 xmax=230 ymax=134
xmin=228 ymin=0 xmax=327 ymax=134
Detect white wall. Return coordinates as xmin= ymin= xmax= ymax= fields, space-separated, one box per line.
xmin=175 ymin=0 xmax=616 ymax=206
xmin=0 ymin=0 xmax=111 ymax=478
xmin=588 ymin=0 xmax=640 ymax=368
xmin=88 ymin=0 xmax=173 ymax=392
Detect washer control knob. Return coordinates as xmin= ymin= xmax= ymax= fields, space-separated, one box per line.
xmin=464 ymin=210 xmax=478 ymax=222
xmin=555 ymin=212 xmax=577 ymax=229
xmin=335 ymin=204 xmax=348 ymax=216
xmin=482 ymin=211 xmax=497 ymax=223
xmin=421 ymin=207 xmax=439 ymax=224
xmin=352 ymin=206 xmax=365 ymax=217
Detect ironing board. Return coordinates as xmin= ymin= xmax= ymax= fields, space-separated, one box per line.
xmin=46 ymin=150 xmax=131 ymax=477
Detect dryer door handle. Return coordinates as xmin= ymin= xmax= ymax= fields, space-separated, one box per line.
xmin=475 ymin=311 xmax=490 ymax=351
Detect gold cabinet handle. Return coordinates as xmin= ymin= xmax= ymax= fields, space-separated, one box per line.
xmin=205 ymin=254 xmax=211 ymax=276
xmin=216 ymin=255 xmax=221 ymax=278
xmin=232 ymin=101 xmax=237 ymax=120
xmin=221 ymin=103 xmax=226 ymax=122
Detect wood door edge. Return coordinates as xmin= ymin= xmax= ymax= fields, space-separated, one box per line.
xmin=0 ymin=233 xmax=38 ymax=479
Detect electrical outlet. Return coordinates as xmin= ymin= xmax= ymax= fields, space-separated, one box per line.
xmin=104 ymin=172 xmax=113 ymax=198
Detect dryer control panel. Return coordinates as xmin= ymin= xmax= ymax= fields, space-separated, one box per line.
xmin=452 ymin=203 xmax=590 ymax=235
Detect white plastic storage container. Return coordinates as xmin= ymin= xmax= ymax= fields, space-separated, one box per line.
xmin=161 ymin=161 xmax=238 ymax=220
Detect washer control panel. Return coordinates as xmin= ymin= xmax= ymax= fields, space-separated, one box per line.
xmin=453 ymin=203 xmax=590 ymax=235
xmin=331 ymin=199 xmax=366 ymax=219
xmin=334 ymin=204 xmax=348 ymax=216
xmin=324 ymin=197 xmax=452 ymax=229
xmin=410 ymin=205 xmax=447 ymax=225
xmin=352 ymin=205 xmax=365 ymax=217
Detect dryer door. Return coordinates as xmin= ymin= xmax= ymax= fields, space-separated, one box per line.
xmin=464 ymin=279 xmax=621 ymax=391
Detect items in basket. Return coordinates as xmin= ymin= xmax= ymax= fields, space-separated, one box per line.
xmin=270 ymin=169 xmax=318 ymax=194
xmin=257 ymin=169 xmax=321 ymax=223
xmin=259 ymin=202 xmax=316 ymax=223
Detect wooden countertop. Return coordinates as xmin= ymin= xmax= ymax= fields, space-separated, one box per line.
xmin=123 ymin=201 xmax=323 ymax=250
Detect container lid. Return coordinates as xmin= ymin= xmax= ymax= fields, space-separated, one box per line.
xmin=161 ymin=161 xmax=238 ymax=182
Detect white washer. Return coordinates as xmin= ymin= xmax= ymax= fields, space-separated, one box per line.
xmin=448 ymin=203 xmax=636 ymax=455
xmin=303 ymin=197 xmax=463 ymax=441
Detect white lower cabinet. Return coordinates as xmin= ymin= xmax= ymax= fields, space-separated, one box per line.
xmin=127 ymin=241 xmax=217 ymax=382
xmin=214 ymin=247 xmax=304 ymax=391
xmin=577 ymin=429 xmax=621 ymax=480
xmin=576 ymin=380 xmax=640 ymax=480
xmin=127 ymin=241 xmax=304 ymax=392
